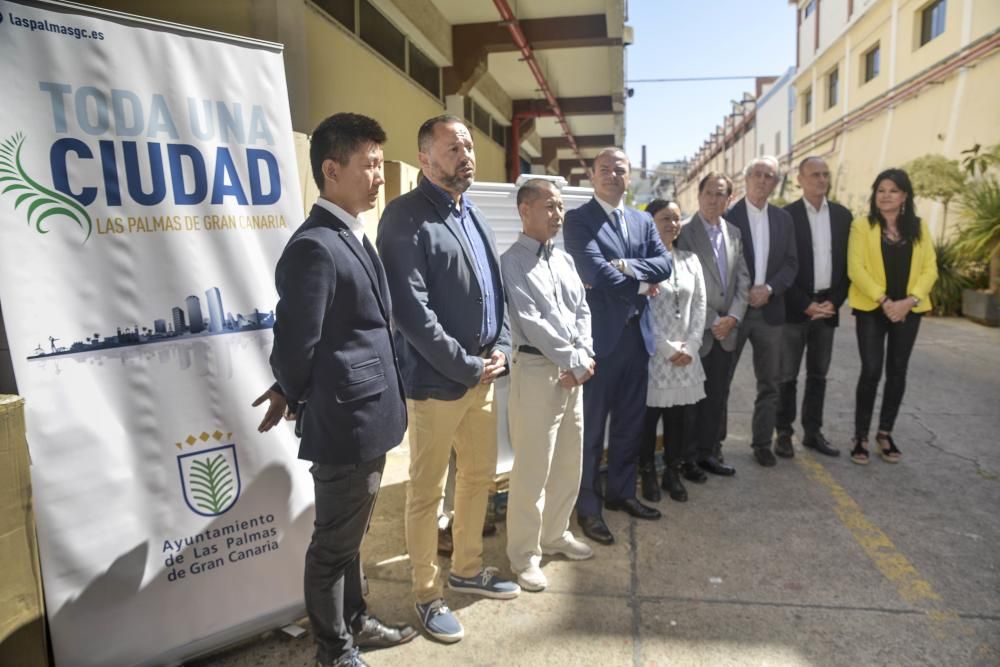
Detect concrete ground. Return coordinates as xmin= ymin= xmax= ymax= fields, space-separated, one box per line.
xmin=191 ymin=314 xmax=1000 ymax=667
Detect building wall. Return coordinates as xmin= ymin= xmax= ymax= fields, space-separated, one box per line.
xmin=790 ymin=0 xmax=1000 ymax=237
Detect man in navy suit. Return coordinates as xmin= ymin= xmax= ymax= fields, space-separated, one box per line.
xmin=377 ymin=115 xmax=518 ymax=644
xmin=724 ymin=156 xmax=798 ymax=467
xmin=268 ymin=114 xmax=414 ymax=667
xmin=777 ymin=156 xmax=852 ymax=457
xmin=563 ymin=147 xmax=672 ymax=545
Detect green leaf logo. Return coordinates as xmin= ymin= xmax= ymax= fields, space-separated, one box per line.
xmin=188 ymin=453 xmax=235 ymax=515
xmin=0 ymin=132 xmax=93 ymax=242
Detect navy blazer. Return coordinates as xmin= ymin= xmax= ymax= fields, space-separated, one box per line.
xmin=377 ymin=178 xmax=512 ymax=401
xmin=783 ymin=198 xmax=852 ymax=326
xmin=563 ymin=198 xmax=672 ymax=357
xmin=270 ymin=204 xmax=407 ymax=465
xmin=725 ymin=198 xmax=799 ymax=326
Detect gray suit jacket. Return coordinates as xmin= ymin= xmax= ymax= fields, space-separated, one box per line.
xmin=676 ymin=213 xmax=750 ymax=355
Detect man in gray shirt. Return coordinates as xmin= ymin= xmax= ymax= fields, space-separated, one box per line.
xmin=501 ymin=179 xmax=596 ymax=593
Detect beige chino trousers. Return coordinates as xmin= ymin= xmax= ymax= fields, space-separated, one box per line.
xmin=405 ymin=382 xmax=497 ymax=603
xmin=505 ymin=353 xmax=584 ymax=573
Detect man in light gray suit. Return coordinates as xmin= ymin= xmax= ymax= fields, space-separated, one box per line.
xmin=676 ymin=172 xmax=750 ymax=479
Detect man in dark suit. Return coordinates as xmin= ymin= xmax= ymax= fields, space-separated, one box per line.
xmin=377 ymin=115 xmax=518 ymax=644
xmin=724 ymin=156 xmax=798 ymax=467
xmin=776 ymin=156 xmax=851 ymax=457
xmin=268 ymin=114 xmax=414 ymax=667
xmin=676 ymin=173 xmax=750 ymax=478
xmin=563 ymin=147 xmax=672 ymax=545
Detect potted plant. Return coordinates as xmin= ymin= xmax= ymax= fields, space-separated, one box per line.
xmin=957 ymin=146 xmax=1000 ymax=326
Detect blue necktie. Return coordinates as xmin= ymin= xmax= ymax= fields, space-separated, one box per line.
xmin=612 ymin=209 xmax=628 ymax=256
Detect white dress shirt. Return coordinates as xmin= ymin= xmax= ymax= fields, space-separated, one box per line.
xmin=805 ymin=197 xmax=833 ymax=291
xmin=746 ymin=199 xmax=770 ymax=287
xmin=315 ymin=197 xmax=366 ymax=242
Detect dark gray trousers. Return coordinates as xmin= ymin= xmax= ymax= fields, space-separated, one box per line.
xmin=777 ymin=318 xmax=836 ymax=439
xmin=726 ymin=308 xmax=783 ymax=449
xmin=305 ymin=455 xmax=385 ymax=665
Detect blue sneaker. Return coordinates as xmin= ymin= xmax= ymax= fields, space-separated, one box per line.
xmin=415 ymin=598 xmax=463 ymax=643
xmin=447 ymin=566 xmax=520 ymax=599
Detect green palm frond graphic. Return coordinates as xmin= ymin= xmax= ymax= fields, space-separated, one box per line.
xmin=0 ymin=132 xmax=92 ymax=242
xmin=189 ymin=454 xmax=235 ymax=514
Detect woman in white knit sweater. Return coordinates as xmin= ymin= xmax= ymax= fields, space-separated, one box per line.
xmin=636 ymin=199 xmax=707 ymax=503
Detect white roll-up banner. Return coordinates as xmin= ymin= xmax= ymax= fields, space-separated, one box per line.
xmin=0 ymin=1 xmax=314 ymax=664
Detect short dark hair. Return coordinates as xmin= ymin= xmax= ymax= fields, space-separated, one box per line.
xmin=646 ymin=199 xmax=677 ymax=218
xmin=516 ymin=179 xmax=558 ymax=207
xmin=867 ymin=168 xmax=921 ymax=242
xmin=698 ymin=171 xmax=733 ymax=196
xmin=418 ymin=114 xmax=465 ymax=152
xmin=309 ymin=113 xmax=386 ymax=190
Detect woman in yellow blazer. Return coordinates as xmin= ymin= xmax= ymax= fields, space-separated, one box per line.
xmin=847 ymin=168 xmax=937 ymax=465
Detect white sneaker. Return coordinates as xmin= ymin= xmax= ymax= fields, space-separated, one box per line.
xmin=541 ymin=534 xmax=594 ymax=561
xmin=516 ymin=565 xmax=547 ymax=592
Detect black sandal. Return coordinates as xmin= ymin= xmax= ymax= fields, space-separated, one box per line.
xmin=876 ymin=433 xmax=901 ymax=463
xmin=850 ymin=438 xmax=869 ymax=465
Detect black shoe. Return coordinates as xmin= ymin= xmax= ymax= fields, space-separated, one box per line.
xmin=774 ymin=434 xmax=794 ymax=458
xmin=679 ymin=461 xmax=708 ymax=483
xmin=661 ymin=467 xmax=688 ymax=502
xmin=353 ymin=616 xmax=418 ymax=650
xmin=327 ymin=648 xmax=369 ymax=667
xmin=639 ymin=464 xmax=662 ymax=502
xmin=803 ymin=432 xmax=840 ymax=457
xmin=578 ymin=514 xmax=615 ymax=544
xmin=604 ymin=498 xmax=662 ymax=520
xmin=437 ymin=526 xmax=453 ymax=558
xmin=697 ymin=457 xmax=736 ymax=476
xmin=753 ymin=447 xmax=777 ymax=467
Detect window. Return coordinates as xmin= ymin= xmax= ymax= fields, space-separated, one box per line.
xmin=863 ymin=44 xmax=881 ymax=82
xmin=360 ymin=0 xmax=405 ymax=70
xmin=408 ymin=43 xmax=440 ymax=98
xmin=471 ymin=101 xmax=491 ymax=136
xmin=314 ymin=0 xmax=354 ymax=31
xmin=802 ymin=87 xmax=813 ymax=124
xmin=826 ymin=67 xmax=839 ymax=108
xmin=774 ymin=131 xmax=781 ymax=155
xmin=920 ymin=0 xmax=947 ymax=46
xmin=491 ymin=121 xmax=507 ymax=148
xmin=803 ymin=0 xmax=815 ymax=19
xmin=760 ymin=143 xmax=765 ymax=156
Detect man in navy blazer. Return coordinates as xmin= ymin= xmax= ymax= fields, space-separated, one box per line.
xmin=776 ymin=156 xmax=852 ymax=457
xmin=563 ymin=147 xmax=672 ymax=545
xmin=724 ymin=156 xmax=798 ymax=467
xmin=377 ymin=115 xmax=518 ymax=644
xmin=269 ymin=114 xmax=413 ymax=667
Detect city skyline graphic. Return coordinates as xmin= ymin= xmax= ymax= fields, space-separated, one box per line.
xmin=28 ymin=285 xmax=274 ymax=359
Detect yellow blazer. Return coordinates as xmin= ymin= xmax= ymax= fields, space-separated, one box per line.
xmin=847 ymin=216 xmax=937 ymax=313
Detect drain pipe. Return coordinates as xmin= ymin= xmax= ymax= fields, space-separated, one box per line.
xmin=493 ymin=0 xmax=588 ymax=181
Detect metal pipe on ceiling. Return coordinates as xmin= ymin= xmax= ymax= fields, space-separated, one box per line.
xmin=492 ymin=0 xmax=588 ymax=181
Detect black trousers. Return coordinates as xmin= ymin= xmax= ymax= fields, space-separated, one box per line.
xmin=853 ymin=310 xmax=922 ymax=439
xmin=777 ymin=318 xmax=836 ymax=439
xmin=693 ymin=340 xmax=734 ymax=460
xmin=639 ymin=404 xmax=694 ymax=468
xmin=305 ymin=455 xmax=385 ymax=665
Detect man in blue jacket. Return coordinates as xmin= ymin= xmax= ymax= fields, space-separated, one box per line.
xmin=563 ymin=147 xmax=672 ymax=546
xmin=377 ymin=115 xmax=519 ymax=644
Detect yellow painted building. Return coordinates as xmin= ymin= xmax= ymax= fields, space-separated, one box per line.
xmin=790 ymin=0 xmax=1000 ymax=235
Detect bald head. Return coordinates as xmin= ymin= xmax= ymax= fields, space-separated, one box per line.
xmin=797 ymin=156 xmax=831 ymax=207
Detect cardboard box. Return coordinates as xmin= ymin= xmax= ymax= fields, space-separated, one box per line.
xmin=0 ymin=395 xmax=48 ymax=666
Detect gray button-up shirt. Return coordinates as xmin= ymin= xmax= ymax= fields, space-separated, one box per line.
xmin=500 ymin=233 xmax=594 ymax=379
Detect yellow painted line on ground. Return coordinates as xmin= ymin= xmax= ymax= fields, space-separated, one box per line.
xmin=795 ymin=455 xmax=962 ymax=633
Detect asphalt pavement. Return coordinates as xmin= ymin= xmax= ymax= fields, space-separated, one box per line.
xmin=190 ymin=313 xmax=1000 ymax=667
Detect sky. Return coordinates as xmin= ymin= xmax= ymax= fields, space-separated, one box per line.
xmin=624 ymin=0 xmax=799 ymax=168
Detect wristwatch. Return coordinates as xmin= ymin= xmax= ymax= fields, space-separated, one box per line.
xmin=611 ymin=258 xmax=626 ymax=272
xmin=910 ymin=295 xmax=921 ymax=307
